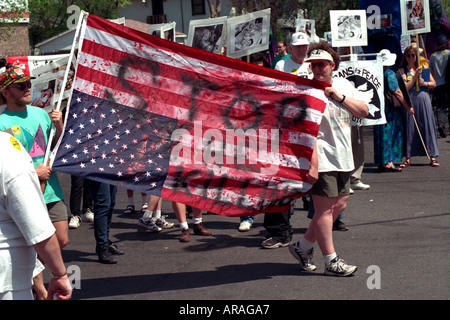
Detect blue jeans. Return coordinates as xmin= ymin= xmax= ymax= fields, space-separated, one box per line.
xmin=85 ymin=180 xmax=117 ymax=248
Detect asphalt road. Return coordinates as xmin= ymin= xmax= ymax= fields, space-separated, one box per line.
xmin=49 ymin=126 xmax=449 ymax=305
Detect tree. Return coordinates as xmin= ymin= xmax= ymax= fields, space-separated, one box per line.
xmin=0 ymin=0 xmax=29 ymax=42
xmin=28 ymin=0 xmax=131 ymax=46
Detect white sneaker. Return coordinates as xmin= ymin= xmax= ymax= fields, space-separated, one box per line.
xmin=238 ymin=220 xmax=252 ymax=232
xmin=83 ymin=208 xmax=94 ymax=222
xmin=137 ymin=218 xmax=162 ymax=232
xmin=69 ymin=215 xmax=81 ymax=229
xmin=324 ymin=256 xmax=358 ymax=277
xmin=155 ymin=216 xmax=174 ymax=229
xmin=350 ymin=181 xmax=370 ymax=190
xmin=289 ymin=242 xmax=317 ymax=271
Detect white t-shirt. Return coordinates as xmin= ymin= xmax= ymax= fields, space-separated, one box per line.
xmin=0 ymin=132 xmax=55 ymax=293
xmin=274 ymin=57 xmax=312 ymax=79
xmin=316 ymin=77 xmax=362 ymax=172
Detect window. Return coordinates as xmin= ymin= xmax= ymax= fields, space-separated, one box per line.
xmin=191 ymin=0 xmax=206 ymax=16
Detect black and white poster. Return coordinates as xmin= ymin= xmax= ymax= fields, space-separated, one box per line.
xmin=186 ymin=16 xmax=227 ymax=54
xmin=226 ymin=8 xmax=271 ymax=59
xmin=333 ymin=55 xmax=386 ymax=126
xmin=330 ymin=10 xmax=368 ymax=47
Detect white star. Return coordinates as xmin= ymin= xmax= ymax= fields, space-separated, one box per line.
xmin=76 ymin=97 xmax=81 ymax=103
xmin=80 ymin=163 xmax=85 ymax=168
xmin=100 ymin=113 xmax=106 ymax=119
xmin=72 ymin=113 xmax=78 ymax=119
xmin=114 ymin=134 xmax=120 ymax=140
xmin=130 ymin=154 xmax=135 ymax=159
xmin=97 ymin=129 xmax=102 ymax=135
xmin=62 ymin=158 xmax=67 ymax=163
xmin=99 ymin=167 xmax=104 ymax=171
xmin=109 ymin=163 xmax=114 ymax=168
xmin=94 ymin=144 xmax=99 ymax=150
xmin=117 ymin=171 xmax=122 ymax=177
xmin=76 ymin=139 xmax=82 ymax=144
xmin=86 ymin=133 xmax=92 ymax=139
xmin=125 ymin=129 xmax=130 ymax=134
xmin=134 ymin=176 xmax=139 ymax=182
xmin=151 ymin=182 xmax=157 ymax=188
xmin=83 ymin=149 xmax=88 ymax=154
xmin=90 ymin=158 xmax=96 ymax=164
xmin=79 ymin=123 xmax=84 ymax=129
xmin=111 ymin=108 xmax=117 ymax=113
xmin=82 ymin=108 xmax=88 ymax=113
xmin=64 ymin=144 xmax=71 ymax=149
xmin=102 ymin=154 xmax=107 ymax=159
xmin=90 ymin=119 xmax=95 ymax=124
xmin=104 ymin=139 xmax=109 ymax=145
xmin=146 ymin=172 xmax=152 ymax=177
xmin=72 ymin=154 xmax=78 ymax=159
xmin=68 ymin=129 xmax=74 ymax=134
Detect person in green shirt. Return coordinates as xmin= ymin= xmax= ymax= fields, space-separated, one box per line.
xmin=271 ymin=40 xmax=291 ymax=69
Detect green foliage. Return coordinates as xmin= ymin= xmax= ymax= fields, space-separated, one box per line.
xmin=28 ymin=0 xmax=131 ymax=46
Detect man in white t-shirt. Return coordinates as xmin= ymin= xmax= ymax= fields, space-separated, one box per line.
xmin=274 ymin=32 xmax=312 ymax=79
xmin=0 ymin=132 xmax=72 ymax=300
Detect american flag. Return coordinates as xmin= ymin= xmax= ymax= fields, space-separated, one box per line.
xmin=52 ymin=14 xmax=327 ymax=217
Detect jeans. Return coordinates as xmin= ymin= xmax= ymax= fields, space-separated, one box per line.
xmin=263 ymin=204 xmax=293 ymax=242
xmin=85 ymin=180 xmax=117 ymax=249
xmin=69 ymin=175 xmax=92 ymax=216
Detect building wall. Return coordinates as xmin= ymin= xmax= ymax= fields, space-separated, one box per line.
xmin=0 ymin=24 xmax=30 ymax=58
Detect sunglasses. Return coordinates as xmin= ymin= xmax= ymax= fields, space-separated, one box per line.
xmin=310 ymin=61 xmax=330 ymax=69
xmin=406 ymin=54 xmax=416 ymax=58
xmin=9 ymin=81 xmax=32 ymax=91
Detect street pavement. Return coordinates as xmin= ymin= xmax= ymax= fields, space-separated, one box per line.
xmin=50 ymin=126 xmax=450 ymax=303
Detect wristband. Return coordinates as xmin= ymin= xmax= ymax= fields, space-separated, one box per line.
xmin=52 ymin=271 xmax=67 ymax=279
xmin=339 ymin=95 xmax=346 ymax=104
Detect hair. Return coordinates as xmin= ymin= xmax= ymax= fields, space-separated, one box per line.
xmin=400 ymin=45 xmax=419 ymax=70
xmin=307 ymin=41 xmax=340 ymax=70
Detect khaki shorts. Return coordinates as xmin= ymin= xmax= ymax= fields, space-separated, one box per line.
xmin=46 ymin=200 xmax=68 ymax=222
xmin=310 ymin=171 xmax=351 ymax=197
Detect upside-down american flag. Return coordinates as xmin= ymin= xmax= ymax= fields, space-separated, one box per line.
xmin=51 ymin=14 xmax=328 ymax=217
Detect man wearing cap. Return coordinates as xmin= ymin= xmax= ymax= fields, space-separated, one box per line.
xmin=289 ymin=41 xmax=369 ymax=276
xmin=274 ymin=32 xmax=312 ymax=79
xmin=0 ymin=65 xmax=68 ymax=298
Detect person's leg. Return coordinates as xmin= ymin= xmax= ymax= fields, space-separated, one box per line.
xmin=173 ymin=202 xmax=190 ymax=242
xmin=192 ymin=207 xmax=212 ymax=236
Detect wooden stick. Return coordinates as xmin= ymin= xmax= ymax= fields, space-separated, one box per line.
xmin=412 ymin=114 xmax=430 ymax=160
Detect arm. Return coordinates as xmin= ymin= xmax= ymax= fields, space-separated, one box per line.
xmin=33 ymin=234 xmax=72 ymax=300
xmin=307 ymin=142 xmax=318 ymax=184
xmin=51 ymin=108 xmax=64 ymax=145
xmin=324 ymin=87 xmax=369 ymax=118
xmin=402 ymin=67 xmax=422 ymax=91
xmin=392 ymin=89 xmax=414 ymax=115
xmin=418 ymin=71 xmax=436 ymax=89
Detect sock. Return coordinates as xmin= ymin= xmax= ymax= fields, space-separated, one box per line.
xmin=127 ymin=197 xmax=134 ymax=206
xmin=179 ymin=221 xmax=188 ymax=230
xmin=154 ymin=210 xmax=162 ymax=220
xmin=192 ymin=217 xmax=202 ymax=224
xmin=299 ymin=237 xmax=314 ymax=252
xmin=324 ymin=252 xmax=337 ymax=266
xmin=142 ymin=210 xmax=153 ymax=219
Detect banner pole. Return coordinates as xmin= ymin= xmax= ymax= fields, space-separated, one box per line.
xmin=41 ymin=10 xmax=87 ymax=192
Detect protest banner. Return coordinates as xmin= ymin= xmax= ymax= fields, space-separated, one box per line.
xmin=51 ymin=13 xmax=328 ymax=217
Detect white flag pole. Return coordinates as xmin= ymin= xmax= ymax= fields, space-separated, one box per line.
xmin=41 ymin=10 xmax=87 ymax=191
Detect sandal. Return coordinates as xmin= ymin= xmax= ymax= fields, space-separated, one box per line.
xmin=400 ymin=159 xmax=410 ymax=168
xmin=430 ymin=158 xmax=440 ymax=167
xmin=124 ymin=204 xmax=135 ymax=215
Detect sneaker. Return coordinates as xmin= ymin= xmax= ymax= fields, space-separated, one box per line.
xmin=155 ymin=216 xmax=174 ymax=229
xmin=324 ymin=256 xmax=358 ymax=277
xmin=438 ymin=126 xmax=447 ymax=138
xmin=261 ymin=237 xmax=290 ymax=249
xmin=179 ymin=228 xmax=190 ymax=242
xmin=69 ymin=215 xmax=82 ymax=229
xmin=107 ymin=240 xmax=124 ymax=255
xmin=238 ymin=220 xmax=252 ymax=232
xmin=350 ymin=181 xmax=370 ymax=190
xmin=97 ymin=246 xmax=118 ymax=264
xmin=137 ymin=218 xmax=162 ymax=232
xmin=333 ymin=219 xmax=348 ymax=231
xmin=289 ymin=242 xmax=317 ymax=271
xmin=82 ymin=208 xmax=94 ymax=222
xmin=193 ymin=222 xmax=212 ymax=236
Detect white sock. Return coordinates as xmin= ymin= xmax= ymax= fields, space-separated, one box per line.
xmin=143 ymin=210 xmax=153 ymax=219
xmin=324 ymin=253 xmax=337 ymax=266
xmin=299 ymin=237 xmax=314 ymax=252
xmin=192 ymin=217 xmax=202 ymax=224
xmin=154 ymin=210 xmax=162 ymax=220
xmin=179 ymin=221 xmax=188 ymax=230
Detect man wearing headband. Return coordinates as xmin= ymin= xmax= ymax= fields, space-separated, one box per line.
xmin=289 ymin=41 xmax=369 ymax=276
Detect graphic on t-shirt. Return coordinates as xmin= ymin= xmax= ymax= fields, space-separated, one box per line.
xmin=29 ymin=124 xmax=47 ymax=158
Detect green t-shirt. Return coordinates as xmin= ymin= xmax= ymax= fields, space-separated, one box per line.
xmin=0 ymin=106 xmax=64 ymax=204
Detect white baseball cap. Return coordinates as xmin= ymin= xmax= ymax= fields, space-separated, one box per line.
xmin=379 ymin=49 xmax=396 ymax=66
xmin=290 ymin=32 xmax=310 ymax=46
xmin=304 ymin=49 xmax=334 ymax=62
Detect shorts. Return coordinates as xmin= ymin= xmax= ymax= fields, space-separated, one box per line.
xmin=310 ymin=171 xmax=351 ymax=197
xmin=46 ymin=200 xmax=68 ymax=222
